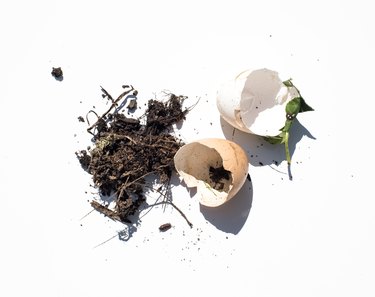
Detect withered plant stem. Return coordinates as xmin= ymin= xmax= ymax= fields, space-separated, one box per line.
xmin=87 ymin=85 xmax=135 ymax=135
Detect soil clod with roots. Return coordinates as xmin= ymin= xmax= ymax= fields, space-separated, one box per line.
xmin=76 ymin=85 xmax=193 ymax=229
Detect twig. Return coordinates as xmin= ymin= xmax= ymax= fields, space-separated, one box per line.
xmin=100 ymin=86 xmax=114 ymax=103
xmin=169 ymin=201 xmax=193 ymax=228
xmin=79 ymin=208 xmax=95 ymax=221
xmin=90 ymin=200 xmax=121 ymax=221
xmin=93 ymin=233 xmax=118 ymax=249
xmin=121 ymin=170 xmax=157 ymax=190
xmin=93 ymin=228 xmax=131 ymax=249
xmin=85 ymin=110 xmax=99 ymax=126
xmin=87 ymin=85 xmax=135 ymax=135
xmin=141 ymin=184 xmax=193 ymax=228
xmin=186 ymin=95 xmax=201 ymax=112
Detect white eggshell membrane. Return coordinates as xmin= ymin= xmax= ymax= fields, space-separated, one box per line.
xmin=174 ymin=138 xmax=249 ymax=207
xmin=217 ymin=68 xmax=297 ymax=136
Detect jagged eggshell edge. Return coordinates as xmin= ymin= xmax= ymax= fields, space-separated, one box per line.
xmin=217 ymin=68 xmax=298 ymax=136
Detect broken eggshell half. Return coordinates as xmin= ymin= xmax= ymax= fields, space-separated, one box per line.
xmin=174 ymin=138 xmax=249 ymax=207
xmin=216 ymin=68 xmax=299 ymax=136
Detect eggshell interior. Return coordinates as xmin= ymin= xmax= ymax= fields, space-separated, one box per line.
xmin=217 ymin=68 xmax=295 ymax=136
xmin=174 ymin=138 xmax=249 ymax=207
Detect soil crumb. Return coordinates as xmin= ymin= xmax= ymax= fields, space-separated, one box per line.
xmin=51 ymin=67 xmax=63 ymax=80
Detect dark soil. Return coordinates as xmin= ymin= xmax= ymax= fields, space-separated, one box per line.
xmin=76 ymin=85 xmax=190 ymax=226
xmin=209 ymin=165 xmax=232 ymax=191
xmin=127 ymin=99 xmax=137 ymax=110
xmin=51 ymin=67 xmax=63 ymax=80
xmin=209 ymin=165 xmax=231 ymax=182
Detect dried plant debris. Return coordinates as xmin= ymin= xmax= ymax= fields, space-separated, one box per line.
xmin=76 ymin=85 xmax=192 ymax=229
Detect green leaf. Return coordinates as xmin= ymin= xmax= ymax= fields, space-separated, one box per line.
xmin=285 ymin=97 xmax=301 ymax=115
xmin=266 ymin=78 xmax=313 ymax=167
xmin=299 ymin=97 xmax=314 ymax=112
xmin=263 ymin=134 xmax=284 ymax=144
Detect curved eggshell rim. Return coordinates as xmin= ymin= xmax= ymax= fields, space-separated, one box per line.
xmin=217 ymin=68 xmax=296 ymax=136
xmin=174 ymin=138 xmax=249 ymax=207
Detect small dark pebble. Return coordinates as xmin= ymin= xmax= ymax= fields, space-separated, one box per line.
xmin=127 ymin=99 xmax=137 ymax=110
xmin=159 ymin=223 xmax=172 ymax=232
xmin=51 ymin=67 xmax=63 ymax=79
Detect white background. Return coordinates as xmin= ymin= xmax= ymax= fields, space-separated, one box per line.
xmin=0 ymin=0 xmax=374 ymax=296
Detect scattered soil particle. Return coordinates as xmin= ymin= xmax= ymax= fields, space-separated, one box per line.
xmin=127 ymin=99 xmax=137 ymax=110
xmin=51 ymin=67 xmax=63 ymax=80
xmin=159 ymin=223 xmax=172 ymax=232
xmin=76 ymin=150 xmax=91 ymax=169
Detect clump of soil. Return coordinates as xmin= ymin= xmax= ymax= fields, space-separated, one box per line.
xmin=209 ymin=165 xmax=232 ymax=191
xmin=76 ymin=85 xmax=191 ymax=226
xmin=51 ymin=67 xmax=63 ymax=80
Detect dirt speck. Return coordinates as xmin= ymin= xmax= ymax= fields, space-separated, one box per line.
xmin=51 ymin=67 xmax=63 ymax=80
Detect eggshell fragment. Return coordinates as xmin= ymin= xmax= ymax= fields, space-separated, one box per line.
xmin=174 ymin=138 xmax=249 ymax=207
xmin=217 ymin=68 xmax=298 ymax=136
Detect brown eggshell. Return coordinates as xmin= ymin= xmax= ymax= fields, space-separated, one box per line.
xmin=174 ymin=138 xmax=249 ymax=207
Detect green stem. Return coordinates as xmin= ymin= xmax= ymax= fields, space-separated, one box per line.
xmin=285 ymin=132 xmax=291 ymax=165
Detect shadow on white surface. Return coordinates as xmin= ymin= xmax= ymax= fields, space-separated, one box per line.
xmin=89 ymin=188 xmax=149 ymax=245
xmin=171 ymin=170 xmax=253 ymax=234
xmin=199 ymin=176 xmax=253 ymax=234
xmin=220 ymin=116 xmax=316 ymax=168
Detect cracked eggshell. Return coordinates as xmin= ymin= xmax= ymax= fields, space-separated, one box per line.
xmin=217 ymin=68 xmax=299 ymax=136
xmin=174 ymin=138 xmax=249 ymax=207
